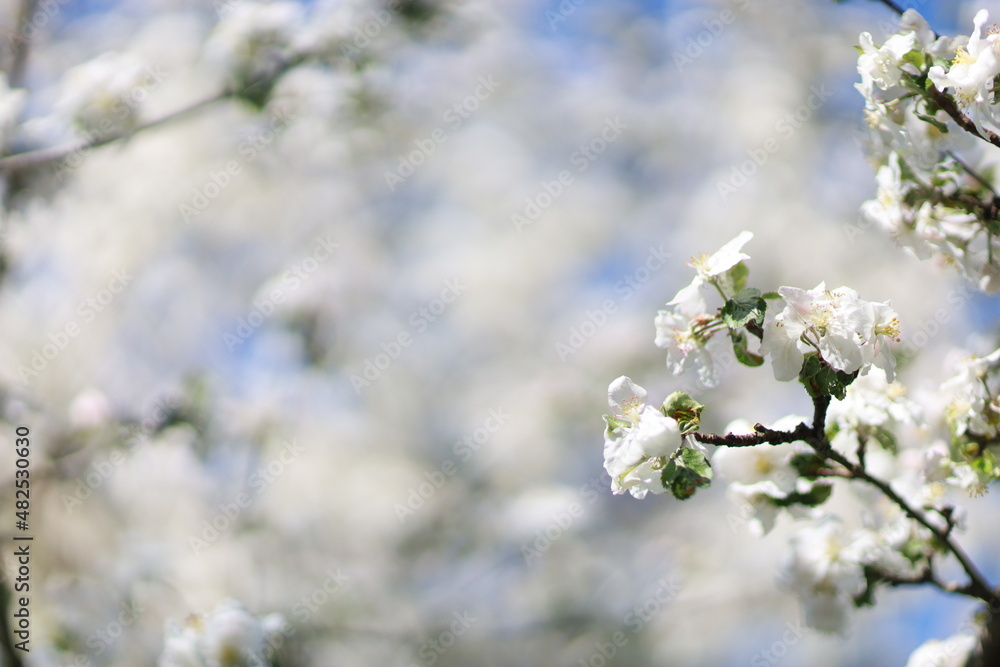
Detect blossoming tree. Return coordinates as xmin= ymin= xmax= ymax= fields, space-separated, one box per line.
xmin=604 ymin=6 xmax=1000 ymax=665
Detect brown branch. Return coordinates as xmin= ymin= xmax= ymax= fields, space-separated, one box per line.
xmin=693 ymin=421 xmax=812 ymax=448
xmin=928 ymin=85 xmax=1000 ymax=150
xmin=823 ymin=445 xmax=996 ymax=604
xmin=0 ymin=92 xmax=229 ymax=173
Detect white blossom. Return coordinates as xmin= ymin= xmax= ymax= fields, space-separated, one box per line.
xmin=759 ymin=283 xmax=899 ymax=381
xmin=857 ymin=30 xmax=918 ymax=93
xmin=928 ymin=10 xmax=1000 ymax=137
xmin=654 ymin=303 xmax=722 ymax=387
xmin=668 ymin=231 xmax=753 ymax=311
xmin=604 ymin=376 xmax=686 ymax=499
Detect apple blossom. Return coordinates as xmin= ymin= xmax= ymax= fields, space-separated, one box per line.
xmin=667 ymin=231 xmax=752 ymax=311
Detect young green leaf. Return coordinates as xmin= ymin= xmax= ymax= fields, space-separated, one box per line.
xmin=721 ymin=288 xmax=766 ymax=329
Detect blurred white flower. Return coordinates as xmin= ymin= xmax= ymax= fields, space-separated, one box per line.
xmin=780 ymin=518 xmax=875 ymax=635
xmin=904 ymin=633 xmax=976 ymax=667
xmin=654 ymin=304 xmax=721 ymax=387
xmin=56 ymin=52 xmax=156 ymax=136
xmin=68 ymin=387 xmax=114 ymax=429
xmin=942 ymin=348 xmax=1000 ymax=438
xmin=158 ymin=599 xmax=285 ymax=667
xmin=826 ymin=368 xmax=920 ymax=456
xmin=713 ymin=417 xmax=814 ymax=535
xmin=207 ymin=1 xmax=304 ymax=93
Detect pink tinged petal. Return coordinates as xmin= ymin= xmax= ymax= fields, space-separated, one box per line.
xmin=608 ymin=376 xmax=646 ymax=417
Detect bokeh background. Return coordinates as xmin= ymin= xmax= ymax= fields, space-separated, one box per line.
xmin=1 ymin=0 xmax=999 ymax=665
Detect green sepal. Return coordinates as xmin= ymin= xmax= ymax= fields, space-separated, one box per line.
xmin=731 ymin=331 xmax=765 ymax=367
xmin=761 ymin=291 xmax=782 ymax=300
xmin=662 ymin=391 xmax=704 ymax=434
xmin=604 ymin=415 xmax=628 ymax=435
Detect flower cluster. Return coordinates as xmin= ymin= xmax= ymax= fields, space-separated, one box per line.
xmin=603 ymin=226 xmax=1000 ymax=641
xmin=654 ymin=231 xmax=753 ymax=387
xmin=760 ymin=283 xmax=901 ymax=383
xmin=603 ymin=377 xmax=709 ymax=500
xmin=158 ymin=599 xmax=285 ymax=667
xmin=856 ymin=10 xmax=1000 ymax=292
xmin=651 ymin=232 xmax=900 ymax=395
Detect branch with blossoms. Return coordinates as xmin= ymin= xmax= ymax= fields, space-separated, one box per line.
xmin=601 ymin=227 xmax=1000 ymax=664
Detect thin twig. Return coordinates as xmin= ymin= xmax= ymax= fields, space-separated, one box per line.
xmin=0 ymin=92 xmax=230 ymax=173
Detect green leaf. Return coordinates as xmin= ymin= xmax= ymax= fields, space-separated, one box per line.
xmin=677 ymin=447 xmax=713 ymax=480
xmin=901 ymin=50 xmax=925 ymax=70
xmin=798 ymin=354 xmax=857 ymax=400
xmin=661 ymin=446 xmax=712 ymax=500
xmin=915 ymin=112 xmax=949 ymax=134
xmin=731 ymin=331 xmax=764 ymax=367
xmin=662 ymin=391 xmax=704 ymax=433
xmin=869 ymin=425 xmax=898 ymax=454
xmin=717 ymin=261 xmax=749 ymax=296
xmin=721 ymin=288 xmax=766 ymax=330
xmin=790 ymin=452 xmax=824 ymax=478
xmin=772 ymin=483 xmax=832 ymax=508
xmin=761 ymin=291 xmax=782 ymax=300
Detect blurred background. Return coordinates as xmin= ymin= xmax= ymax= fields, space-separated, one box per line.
xmin=0 ymin=0 xmax=998 ymax=665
